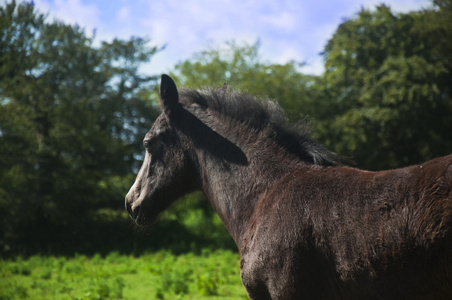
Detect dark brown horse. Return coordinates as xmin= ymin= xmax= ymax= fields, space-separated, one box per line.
xmin=125 ymin=74 xmax=452 ymax=299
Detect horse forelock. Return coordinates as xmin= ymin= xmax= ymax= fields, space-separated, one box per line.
xmin=179 ymin=87 xmax=341 ymax=166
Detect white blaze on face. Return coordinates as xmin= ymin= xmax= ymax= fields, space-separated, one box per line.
xmin=126 ymin=152 xmax=151 ymax=206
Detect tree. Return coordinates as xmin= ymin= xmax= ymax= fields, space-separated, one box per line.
xmin=0 ymin=0 xmax=161 ymax=253
xmin=173 ymin=4 xmax=452 ymax=173
xmin=173 ymin=41 xmax=317 ymax=122
xmin=317 ymin=4 xmax=452 ymax=170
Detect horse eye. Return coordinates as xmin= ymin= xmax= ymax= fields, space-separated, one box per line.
xmin=143 ymin=140 xmax=152 ymax=150
xmin=143 ymin=139 xmax=160 ymax=153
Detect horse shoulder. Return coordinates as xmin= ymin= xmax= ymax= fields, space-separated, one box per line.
xmin=239 ymin=166 xmax=346 ymax=299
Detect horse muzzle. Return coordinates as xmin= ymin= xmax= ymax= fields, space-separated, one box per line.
xmin=125 ymin=190 xmax=156 ymax=226
xmin=125 ymin=197 xmax=139 ymax=221
xmin=125 ymin=189 xmax=142 ymax=222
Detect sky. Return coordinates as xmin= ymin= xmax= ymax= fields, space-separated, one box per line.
xmin=17 ymin=0 xmax=432 ymax=76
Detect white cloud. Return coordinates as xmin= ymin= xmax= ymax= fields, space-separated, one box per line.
xmin=259 ymin=11 xmax=298 ymax=31
xmin=117 ymin=6 xmax=130 ymax=23
xmin=34 ymin=0 xmax=101 ymax=37
xmin=140 ymin=18 xmax=172 ymax=47
xmin=261 ymin=44 xmax=300 ymax=65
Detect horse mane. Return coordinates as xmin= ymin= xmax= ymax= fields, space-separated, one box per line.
xmin=179 ymin=87 xmax=342 ymax=167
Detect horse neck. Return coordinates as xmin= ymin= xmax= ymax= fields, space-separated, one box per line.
xmin=192 ymin=128 xmax=305 ymax=248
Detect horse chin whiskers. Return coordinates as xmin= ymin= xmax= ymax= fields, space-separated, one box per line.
xmin=131 ymin=197 xmax=161 ymax=227
xmin=135 ymin=210 xmax=158 ymax=227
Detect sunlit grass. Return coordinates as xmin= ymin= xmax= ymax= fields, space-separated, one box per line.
xmin=0 ymin=250 xmax=248 ymax=300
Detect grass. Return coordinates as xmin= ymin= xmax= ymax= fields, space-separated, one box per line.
xmin=0 ymin=249 xmax=248 ymax=300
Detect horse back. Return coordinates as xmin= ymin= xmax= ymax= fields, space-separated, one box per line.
xmin=240 ymin=154 xmax=452 ymax=299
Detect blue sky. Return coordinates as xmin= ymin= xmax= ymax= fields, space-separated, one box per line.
xmin=25 ymin=0 xmax=431 ymax=75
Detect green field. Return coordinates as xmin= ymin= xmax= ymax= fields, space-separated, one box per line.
xmin=0 ymin=250 xmax=248 ymax=300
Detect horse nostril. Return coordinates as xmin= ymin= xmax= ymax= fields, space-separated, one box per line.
xmin=126 ymin=201 xmax=139 ymax=220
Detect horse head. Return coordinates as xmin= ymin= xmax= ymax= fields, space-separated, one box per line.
xmin=125 ymin=75 xmax=198 ymax=226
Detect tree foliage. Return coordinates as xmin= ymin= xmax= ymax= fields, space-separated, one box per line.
xmin=174 ymin=3 xmax=452 ymax=171
xmin=173 ymin=41 xmax=318 ymax=122
xmin=0 ymin=1 xmax=160 ymax=253
xmin=318 ymin=4 xmax=452 ymax=169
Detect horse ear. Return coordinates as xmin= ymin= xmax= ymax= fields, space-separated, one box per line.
xmin=221 ymin=82 xmax=228 ymax=92
xmin=220 ymin=82 xmax=228 ymax=97
xmin=160 ymin=74 xmax=179 ymax=118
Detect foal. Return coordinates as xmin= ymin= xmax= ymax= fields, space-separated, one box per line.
xmin=126 ymin=74 xmax=452 ymax=299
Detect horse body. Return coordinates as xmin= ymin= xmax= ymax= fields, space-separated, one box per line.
xmin=125 ymin=75 xmax=452 ymax=299
xmin=240 ymin=158 xmax=452 ymax=299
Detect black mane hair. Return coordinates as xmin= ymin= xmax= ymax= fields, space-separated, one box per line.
xmin=179 ymin=87 xmax=342 ymax=166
